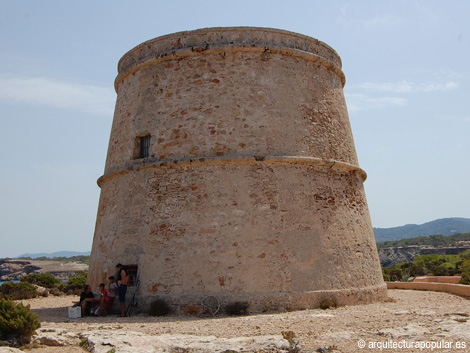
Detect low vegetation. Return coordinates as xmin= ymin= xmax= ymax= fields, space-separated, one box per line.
xmin=225 ymin=301 xmax=249 ymax=316
xmin=20 ymin=273 xmax=61 ymax=289
xmin=15 ymin=255 xmax=90 ymax=264
xmin=0 ymin=282 xmax=38 ymax=300
xmin=0 ymin=270 xmax=88 ymax=301
xmin=319 ymin=297 xmax=338 ymax=310
xmin=149 ymin=298 xmax=171 ymax=316
xmin=0 ymin=298 xmax=40 ymax=344
xmin=60 ymin=271 xmax=88 ymax=295
xmin=377 ymin=232 xmax=470 ymax=250
xmin=383 ymin=250 xmax=470 ymax=284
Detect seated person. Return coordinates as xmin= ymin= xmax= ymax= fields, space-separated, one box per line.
xmin=97 ymin=282 xmax=112 ymax=316
xmin=107 ymin=275 xmax=118 ymax=309
xmin=80 ymin=284 xmax=100 ymax=317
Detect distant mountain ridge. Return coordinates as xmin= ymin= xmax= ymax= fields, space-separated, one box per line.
xmin=374 ymin=217 xmax=470 ymax=242
xmin=16 ymin=250 xmax=90 ymax=259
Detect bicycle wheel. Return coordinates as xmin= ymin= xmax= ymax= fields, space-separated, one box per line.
xmin=200 ymin=295 xmax=220 ymax=316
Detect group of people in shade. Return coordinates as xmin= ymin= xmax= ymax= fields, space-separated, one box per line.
xmin=79 ymin=263 xmax=129 ymax=317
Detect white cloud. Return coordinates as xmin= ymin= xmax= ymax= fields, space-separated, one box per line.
xmin=420 ymin=81 xmax=459 ymax=92
xmin=0 ymin=75 xmax=115 ymax=116
xmin=345 ymin=93 xmax=407 ymax=113
xmin=353 ymin=80 xmax=459 ymax=93
xmin=346 ymin=77 xmax=461 ymax=113
xmin=364 ymin=15 xmax=403 ymax=27
xmin=336 ymin=5 xmax=403 ymax=28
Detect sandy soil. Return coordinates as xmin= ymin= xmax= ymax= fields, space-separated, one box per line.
xmin=14 ymin=289 xmax=470 ymax=352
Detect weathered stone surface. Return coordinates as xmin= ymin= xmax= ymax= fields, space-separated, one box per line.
xmin=378 ymin=323 xmax=428 ymax=339
xmin=33 ymin=328 xmax=79 ymax=347
xmin=88 ymin=27 xmax=386 ymax=312
xmin=80 ymin=330 xmax=290 ymax=353
xmin=0 ymin=348 xmax=23 ymax=353
xmin=32 ymin=285 xmax=49 ymax=297
xmin=437 ymin=318 xmax=470 ymax=340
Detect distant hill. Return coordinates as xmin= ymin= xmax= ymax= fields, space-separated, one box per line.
xmin=377 ymin=232 xmax=470 ymax=250
xmin=16 ymin=250 xmax=91 ymax=259
xmin=374 ymin=217 xmax=470 ymax=242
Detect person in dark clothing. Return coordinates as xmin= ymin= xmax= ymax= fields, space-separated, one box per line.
xmin=116 ymin=263 xmax=129 ymax=317
xmin=80 ymin=284 xmax=100 ymax=317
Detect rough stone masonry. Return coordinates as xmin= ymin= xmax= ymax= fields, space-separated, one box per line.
xmin=88 ymin=27 xmax=387 ymax=312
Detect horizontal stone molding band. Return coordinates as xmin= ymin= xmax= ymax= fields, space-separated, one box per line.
xmin=115 ymin=42 xmax=345 ymax=92
xmin=119 ymin=27 xmax=342 ymax=70
xmin=115 ymin=45 xmax=345 ymax=91
xmin=136 ymin=283 xmax=388 ymax=313
xmin=97 ymin=155 xmax=367 ymax=187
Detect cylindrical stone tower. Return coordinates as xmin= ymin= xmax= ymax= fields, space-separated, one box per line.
xmin=89 ymin=27 xmax=386 ymax=312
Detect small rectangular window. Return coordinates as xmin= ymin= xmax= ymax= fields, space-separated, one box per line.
xmin=139 ymin=135 xmax=151 ymax=158
xmin=123 ymin=264 xmax=139 ymax=286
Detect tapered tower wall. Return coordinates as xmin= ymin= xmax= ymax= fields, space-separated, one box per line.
xmin=88 ymin=27 xmax=386 ymax=312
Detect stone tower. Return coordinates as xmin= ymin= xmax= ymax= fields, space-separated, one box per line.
xmin=88 ymin=27 xmax=386 ymax=312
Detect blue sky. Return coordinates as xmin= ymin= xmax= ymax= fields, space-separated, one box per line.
xmin=0 ymin=1 xmax=468 ymax=258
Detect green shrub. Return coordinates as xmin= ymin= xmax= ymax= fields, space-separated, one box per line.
xmin=0 ymin=298 xmax=40 ymax=343
xmin=20 ymin=273 xmax=61 ymax=289
xmin=460 ymin=249 xmax=470 ymax=260
xmin=149 ymin=299 xmax=171 ymax=316
xmin=319 ymin=296 xmax=338 ymax=310
xmin=225 ymin=301 xmax=249 ymax=316
xmin=459 ymin=258 xmax=470 ymax=285
xmin=382 ymin=248 xmax=470 ymax=281
xmin=48 ymin=287 xmax=64 ymax=296
xmin=0 ymin=282 xmax=38 ymax=300
xmin=61 ymin=271 xmax=87 ymax=294
xmin=383 ymin=266 xmax=403 ymax=281
xmin=460 ymin=273 xmax=470 ymax=285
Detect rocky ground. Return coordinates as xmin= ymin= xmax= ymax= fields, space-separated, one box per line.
xmin=0 ymin=260 xmax=88 ymax=281
xmin=3 ymin=289 xmax=470 ymax=353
